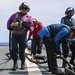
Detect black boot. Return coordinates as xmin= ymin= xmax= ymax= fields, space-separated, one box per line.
xmin=69 ymin=58 xmax=75 ymax=66
xmin=12 ymin=60 xmax=18 ymax=71
xmin=62 ymin=57 xmax=67 ymax=68
xmin=37 ymin=50 xmax=42 ymax=54
xmin=21 ymin=60 xmax=25 ymax=70
xmin=52 ymin=68 xmax=65 ymax=74
xmin=62 ymin=60 xmax=67 ymax=68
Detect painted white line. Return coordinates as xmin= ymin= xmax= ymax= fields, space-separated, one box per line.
xmin=26 ymin=59 xmax=42 ymax=75
xmin=25 ymin=48 xmax=42 ymax=75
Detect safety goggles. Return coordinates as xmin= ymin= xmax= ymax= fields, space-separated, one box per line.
xmin=67 ymin=12 xmax=75 ymax=16
xmin=20 ymin=7 xmax=28 ymax=10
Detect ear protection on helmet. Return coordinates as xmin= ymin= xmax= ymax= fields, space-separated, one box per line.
xmin=19 ymin=2 xmax=30 ymax=12
xmin=65 ymin=7 xmax=75 ymax=14
xmin=27 ymin=8 xmax=30 ymax=12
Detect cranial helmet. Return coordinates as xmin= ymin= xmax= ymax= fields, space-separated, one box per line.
xmin=32 ymin=18 xmax=37 ymax=22
xmin=19 ymin=2 xmax=30 ymax=12
xmin=65 ymin=7 xmax=75 ymax=16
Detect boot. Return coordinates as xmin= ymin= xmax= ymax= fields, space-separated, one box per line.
xmin=37 ymin=50 xmax=42 ymax=54
xmin=62 ymin=57 xmax=67 ymax=68
xmin=31 ymin=54 xmax=35 ymax=60
xmin=69 ymin=58 xmax=75 ymax=66
xmin=62 ymin=60 xmax=67 ymax=68
xmin=12 ymin=60 xmax=18 ymax=71
xmin=52 ymin=68 xmax=65 ymax=74
xmin=21 ymin=60 xmax=25 ymax=70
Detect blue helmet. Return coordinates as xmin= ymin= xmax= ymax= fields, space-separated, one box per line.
xmin=19 ymin=2 xmax=30 ymax=12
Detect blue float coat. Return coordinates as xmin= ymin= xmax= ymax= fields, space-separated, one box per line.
xmin=37 ymin=24 xmax=70 ymax=48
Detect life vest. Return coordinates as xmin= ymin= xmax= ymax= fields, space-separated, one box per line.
xmin=62 ymin=16 xmax=75 ymax=27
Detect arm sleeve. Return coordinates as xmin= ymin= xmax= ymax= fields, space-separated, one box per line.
xmin=27 ymin=17 xmax=34 ymax=32
xmin=37 ymin=22 xmax=43 ymax=29
xmin=61 ymin=18 xmax=65 ymax=24
xmin=54 ymin=27 xmax=69 ymax=49
xmin=7 ymin=15 xmax=14 ymax=31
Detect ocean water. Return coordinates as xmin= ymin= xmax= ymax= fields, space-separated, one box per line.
xmin=0 ymin=42 xmax=9 ymax=46
xmin=0 ymin=41 xmax=31 ymax=46
xmin=0 ymin=41 xmax=61 ymax=51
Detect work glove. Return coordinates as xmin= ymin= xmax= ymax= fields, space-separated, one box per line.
xmin=10 ymin=22 xmax=20 ymax=27
xmin=22 ymin=21 xmax=30 ymax=30
xmin=66 ymin=38 xmax=75 ymax=43
xmin=8 ymin=26 xmax=13 ymax=31
xmin=66 ymin=38 xmax=74 ymax=41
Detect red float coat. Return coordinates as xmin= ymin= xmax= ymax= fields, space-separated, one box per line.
xmin=29 ymin=21 xmax=43 ymax=39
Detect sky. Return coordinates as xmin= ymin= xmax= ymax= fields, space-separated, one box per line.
xmin=0 ymin=0 xmax=75 ymax=42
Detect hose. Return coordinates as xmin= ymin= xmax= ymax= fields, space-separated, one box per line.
xmin=56 ymin=55 xmax=74 ymax=71
xmin=8 ymin=31 xmax=12 ymax=59
xmin=0 ymin=31 xmax=12 ymax=65
xmin=26 ymin=52 xmax=47 ymax=64
xmin=4 ymin=31 xmax=74 ymax=72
